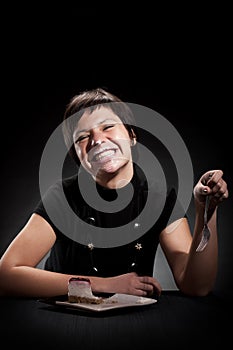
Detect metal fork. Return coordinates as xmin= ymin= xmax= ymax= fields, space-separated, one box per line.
xmin=196 ymin=195 xmax=211 ymax=252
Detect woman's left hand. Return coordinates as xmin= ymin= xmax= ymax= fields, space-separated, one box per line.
xmin=193 ymin=170 xmax=228 ymax=208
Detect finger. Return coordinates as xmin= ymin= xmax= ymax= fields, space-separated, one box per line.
xmin=202 ymin=171 xmax=215 ymax=185
xmin=210 ymin=179 xmax=227 ymax=196
xmin=136 ymin=277 xmax=152 ymax=291
xmin=138 ymin=282 xmax=154 ymax=293
xmin=212 ymin=187 xmax=228 ymax=201
xmin=139 ymin=276 xmax=162 ymax=295
xmin=135 ymin=284 xmax=158 ymax=298
xmin=218 ymin=190 xmax=229 ymax=202
xmin=134 ymin=289 xmax=148 ymax=297
xmin=129 ymin=284 xmax=147 ymax=296
xmin=206 ymin=170 xmax=223 ymax=187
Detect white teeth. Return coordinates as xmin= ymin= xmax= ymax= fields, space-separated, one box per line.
xmin=94 ymin=150 xmax=115 ymax=161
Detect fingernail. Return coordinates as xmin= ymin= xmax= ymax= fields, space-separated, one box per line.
xmin=203 ymin=189 xmax=208 ymax=193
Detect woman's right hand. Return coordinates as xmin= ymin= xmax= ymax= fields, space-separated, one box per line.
xmin=100 ymin=272 xmax=162 ymax=297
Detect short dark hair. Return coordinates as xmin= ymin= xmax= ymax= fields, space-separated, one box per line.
xmin=62 ymin=88 xmax=138 ymax=166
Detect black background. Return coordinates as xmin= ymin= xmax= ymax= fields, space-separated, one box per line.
xmin=1 ymin=5 xmax=232 ymax=295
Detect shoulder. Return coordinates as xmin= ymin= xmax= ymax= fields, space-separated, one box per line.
xmin=44 ymin=174 xmax=79 ymax=196
xmin=61 ymin=173 xmax=79 ymax=193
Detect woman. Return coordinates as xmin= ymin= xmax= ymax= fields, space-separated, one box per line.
xmin=0 ymin=88 xmax=228 ymax=298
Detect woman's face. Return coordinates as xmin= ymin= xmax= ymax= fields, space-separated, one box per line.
xmin=73 ymin=106 xmax=133 ymax=180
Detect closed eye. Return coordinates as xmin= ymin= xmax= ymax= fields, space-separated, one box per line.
xmin=74 ymin=124 xmax=117 ymax=144
xmin=103 ymin=125 xmax=114 ymax=130
xmin=75 ymin=134 xmax=90 ymax=144
xmin=103 ymin=124 xmax=115 ymax=131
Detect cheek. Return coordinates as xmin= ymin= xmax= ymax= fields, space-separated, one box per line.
xmin=75 ymin=145 xmax=85 ymax=161
xmin=113 ymin=129 xmax=131 ymax=143
xmin=75 ymin=146 xmax=92 ymax=170
xmin=115 ymin=135 xmax=131 ymax=150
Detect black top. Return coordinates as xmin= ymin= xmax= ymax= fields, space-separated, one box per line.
xmin=33 ymin=165 xmax=185 ymax=278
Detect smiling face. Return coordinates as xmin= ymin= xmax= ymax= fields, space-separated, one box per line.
xmin=73 ymin=106 xmax=134 ymax=187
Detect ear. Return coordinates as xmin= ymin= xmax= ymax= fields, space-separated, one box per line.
xmin=131 ymin=136 xmax=137 ymax=146
xmin=132 ymin=129 xmax=137 ymax=146
xmin=131 ymin=137 xmax=137 ymax=146
xmin=131 ymin=129 xmax=137 ymax=146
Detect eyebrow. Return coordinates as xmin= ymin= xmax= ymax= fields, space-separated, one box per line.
xmin=74 ymin=119 xmax=120 ymax=135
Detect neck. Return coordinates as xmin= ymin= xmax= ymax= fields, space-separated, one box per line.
xmin=94 ymin=162 xmax=134 ymax=189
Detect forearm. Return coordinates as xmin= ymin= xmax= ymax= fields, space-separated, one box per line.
xmin=178 ymin=208 xmax=218 ymax=296
xmin=0 ymin=266 xmax=162 ymax=298
xmin=0 ymin=266 xmax=105 ymax=298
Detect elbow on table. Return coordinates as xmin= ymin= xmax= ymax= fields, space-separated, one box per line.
xmin=0 ymin=262 xmax=15 ymax=296
xmin=177 ymin=280 xmax=214 ymax=297
xmin=175 ymin=272 xmax=215 ymax=297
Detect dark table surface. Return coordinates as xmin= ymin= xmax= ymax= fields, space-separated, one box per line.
xmin=1 ymin=290 xmax=232 ymax=350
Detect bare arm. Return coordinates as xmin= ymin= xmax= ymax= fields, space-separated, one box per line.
xmin=0 ymin=213 xmax=70 ymax=297
xmin=0 ymin=214 xmax=161 ymax=298
xmin=159 ymin=170 xmax=228 ymax=296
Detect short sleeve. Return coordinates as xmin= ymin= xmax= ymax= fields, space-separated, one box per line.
xmin=33 ymin=181 xmax=68 ymax=238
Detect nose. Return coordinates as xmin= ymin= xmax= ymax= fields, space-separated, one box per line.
xmin=91 ymin=139 xmax=102 ymax=147
xmin=90 ymin=130 xmax=104 ymax=147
